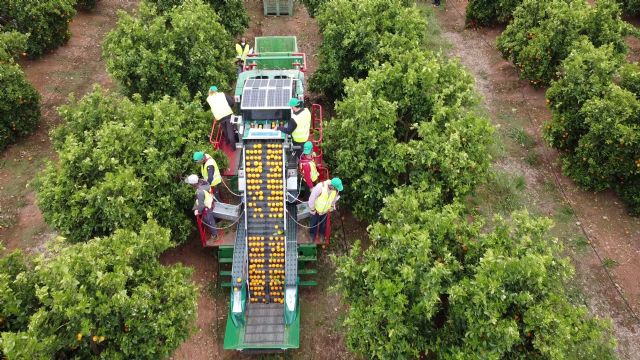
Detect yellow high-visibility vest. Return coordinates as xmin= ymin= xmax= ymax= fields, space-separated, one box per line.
xmin=203 ymin=189 xmax=213 ymax=209
xmin=207 ymin=92 xmax=233 ymax=121
xmin=291 ymin=108 xmax=311 ymax=143
xmin=236 ymin=43 xmax=250 ymax=61
xmin=299 ymin=157 xmax=319 ymax=182
xmin=314 ymin=180 xmax=337 ymax=214
xmin=201 ymin=156 xmax=222 ymax=187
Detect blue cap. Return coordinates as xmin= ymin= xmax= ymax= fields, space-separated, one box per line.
xmin=303 ymin=141 xmax=313 ymax=155
xmin=209 ymin=86 xmax=218 ymax=92
xmin=289 ymin=98 xmax=301 ymax=107
xmin=330 ymin=177 xmax=343 ymax=192
xmin=193 ymin=151 xmax=204 ymax=161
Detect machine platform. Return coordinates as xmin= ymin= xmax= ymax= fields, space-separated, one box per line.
xmin=223 ymin=303 xmax=300 ymax=350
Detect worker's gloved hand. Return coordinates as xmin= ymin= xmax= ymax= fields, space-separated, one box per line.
xmin=194 ymin=210 xmax=200 ymax=216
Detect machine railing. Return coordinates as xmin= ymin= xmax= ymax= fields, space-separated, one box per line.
xmin=210 ymin=119 xmax=223 ymax=150
xmin=243 ymin=52 xmax=306 ymax=72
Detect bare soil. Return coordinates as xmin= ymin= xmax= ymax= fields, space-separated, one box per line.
xmin=433 ymin=1 xmax=640 ymax=358
xmin=0 ymin=0 xmax=139 ymax=251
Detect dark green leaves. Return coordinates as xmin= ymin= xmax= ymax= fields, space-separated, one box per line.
xmin=324 ymin=50 xmax=493 ymax=221
xmin=0 ymin=221 xmax=198 ymax=359
xmin=36 ymin=87 xmax=212 ymax=242
xmin=103 ymin=0 xmax=235 ymax=102
xmin=309 ymin=0 xmax=427 ymax=101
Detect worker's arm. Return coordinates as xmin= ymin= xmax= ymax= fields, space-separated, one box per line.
xmin=331 ymin=194 xmax=340 ymax=210
xmin=307 ymin=184 xmax=322 ymax=213
xmin=277 ymin=119 xmax=297 ymax=135
xmin=301 ymin=162 xmax=314 ymax=189
xmin=193 ymin=190 xmax=206 ymax=213
xmin=225 ymin=94 xmax=235 ymax=107
xmin=206 ymin=165 xmax=215 ymax=185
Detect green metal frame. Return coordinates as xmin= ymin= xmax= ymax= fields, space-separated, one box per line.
xmin=218 ymin=246 xmax=234 ymax=287
xmin=223 ymin=296 xmax=301 ymax=350
xmin=255 ymin=36 xmax=298 ymax=53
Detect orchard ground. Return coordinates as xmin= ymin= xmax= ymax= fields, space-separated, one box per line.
xmin=1 ymin=0 xmax=640 ymax=359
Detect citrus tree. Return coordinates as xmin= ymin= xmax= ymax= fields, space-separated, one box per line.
xmin=465 ymin=0 xmax=523 ymax=26
xmin=0 ymin=221 xmax=198 ymax=359
xmin=300 ymin=0 xmax=328 ymax=17
xmin=35 ymin=87 xmax=213 ymax=243
xmin=544 ymin=40 xmax=640 ymax=213
xmin=103 ymin=0 xmax=235 ymax=102
xmin=497 ymin=0 xmax=630 ymax=85
xmin=323 ymin=50 xmax=493 ymax=220
xmin=0 ymin=0 xmax=76 ymax=57
xmin=334 ymin=188 xmax=617 ymax=359
xmin=309 ymin=0 xmax=427 ymax=101
xmin=0 ymin=31 xmax=41 ymax=150
xmin=617 ymin=0 xmax=640 ymax=14
xmin=544 ymin=39 xmax=623 ymax=152
xmin=144 ymin=0 xmax=249 ymax=36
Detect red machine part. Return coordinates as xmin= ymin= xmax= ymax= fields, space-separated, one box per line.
xmin=195 ymin=210 xmax=224 ymax=247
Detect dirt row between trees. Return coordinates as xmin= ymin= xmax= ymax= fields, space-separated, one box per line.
xmin=432 ymin=1 xmax=640 ymax=358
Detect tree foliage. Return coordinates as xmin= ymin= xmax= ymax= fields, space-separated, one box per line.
xmin=35 ymin=87 xmax=213 ymax=243
xmin=300 ymin=0 xmax=328 ymax=17
xmin=76 ymin=0 xmax=100 ymax=10
xmin=544 ymin=40 xmax=640 ymax=213
xmin=544 ymin=40 xmax=623 ymax=152
xmin=0 ymin=31 xmax=41 ymax=150
xmin=334 ymin=188 xmax=617 ymax=359
xmin=465 ymin=0 xmax=523 ymax=26
xmin=617 ymin=0 xmax=640 ymax=14
xmin=144 ymin=0 xmax=249 ymax=36
xmin=103 ymin=0 xmax=235 ymax=102
xmin=309 ymin=0 xmax=427 ymax=101
xmin=497 ymin=0 xmax=630 ymax=85
xmin=323 ymin=50 xmax=493 ymax=220
xmin=0 ymin=221 xmax=198 ymax=359
xmin=0 ymin=0 xmax=76 ymax=57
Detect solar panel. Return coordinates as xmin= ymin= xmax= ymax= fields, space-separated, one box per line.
xmin=241 ymin=78 xmax=294 ymax=109
xmin=268 ymin=78 xmax=290 ymax=88
xmin=242 ymin=88 xmax=267 ymax=108
xmin=266 ymin=88 xmax=290 ymax=108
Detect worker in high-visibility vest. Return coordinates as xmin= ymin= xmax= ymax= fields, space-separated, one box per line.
xmin=235 ymin=36 xmax=251 ymax=74
xmin=298 ymin=141 xmax=319 ymax=199
xmin=206 ymin=85 xmax=237 ymax=146
xmin=277 ymin=98 xmax=311 ymax=159
xmin=185 ymin=174 xmax=218 ymax=239
xmin=193 ymin=151 xmax=222 ymax=200
xmin=307 ymin=177 xmax=343 ymax=242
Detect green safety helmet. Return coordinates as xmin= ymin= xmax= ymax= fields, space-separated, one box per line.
xmin=193 ymin=151 xmax=205 ymax=161
xmin=288 ymin=98 xmax=301 ymax=107
xmin=209 ymin=85 xmax=218 ymax=92
xmin=303 ymin=141 xmax=313 ymax=155
xmin=330 ymin=177 xmax=343 ymax=192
